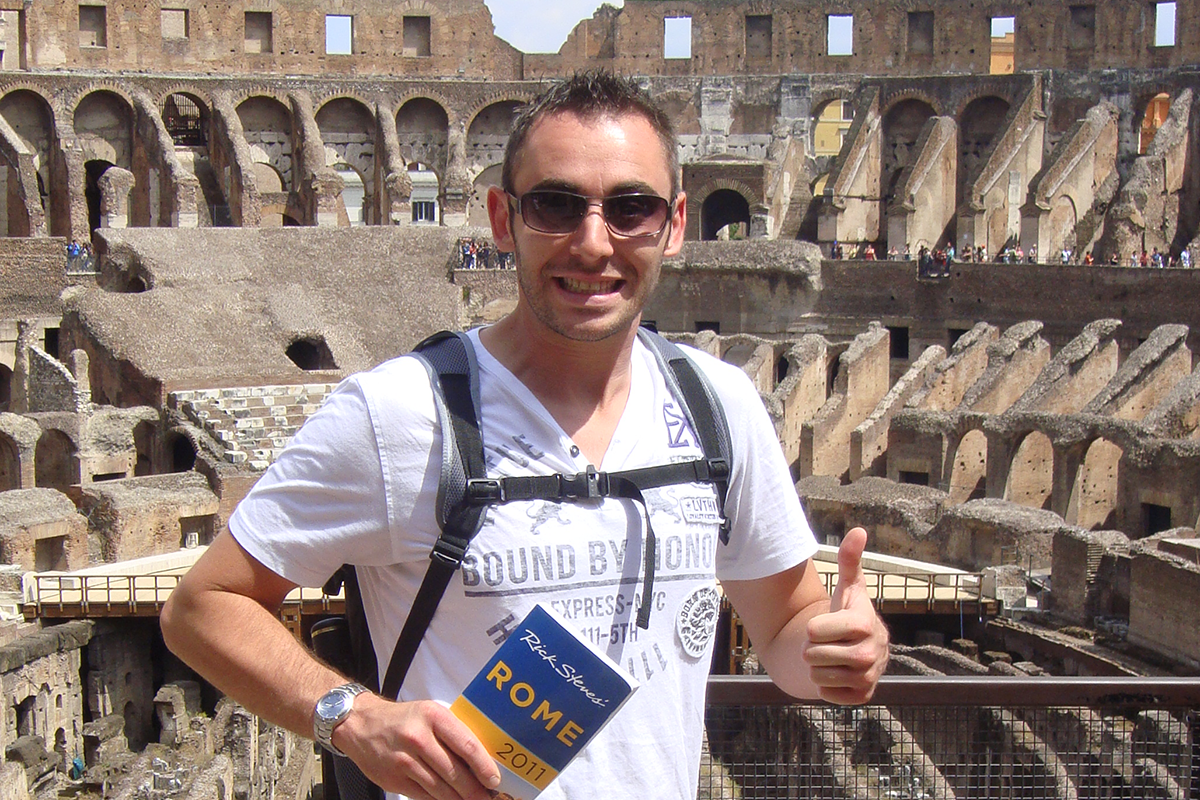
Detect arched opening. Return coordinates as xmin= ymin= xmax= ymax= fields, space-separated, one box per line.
xmin=252 ymin=161 xmax=287 ymax=227
xmin=84 ymin=159 xmax=114 ymax=233
xmin=701 ymin=189 xmax=750 ymax=241
xmin=958 ymin=96 xmax=1010 ymax=204
xmin=286 ymin=337 xmax=337 ymax=371
xmin=395 ymin=98 xmax=449 ymax=172
xmin=0 ymin=362 xmax=11 ymax=411
xmin=1068 ymin=438 xmax=1122 ymax=529
xmin=318 ymin=98 xmax=376 ymax=224
xmin=162 ymin=93 xmax=208 ymax=147
xmin=237 ymin=96 xmax=294 ymax=198
xmin=1048 ymin=195 xmax=1078 ymax=260
xmin=0 ymin=90 xmax=56 ymax=235
xmin=408 ymin=162 xmax=439 ymax=225
xmin=811 ymin=99 xmax=853 ymax=158
xmin=1140 ymin=93 xmax=1171 ymax=154
xmin=133 ymin=420 xmax=154 ymax=477
xmin=948 ymin=429 xmax=989 ymax=503
xmin=468 ymin=164 xmax=502 ymax=227
xmin=0 ymin=432 xmax=19 ymax=491
xmin=1005 ymin=431 xmax=1054 ymax=510
xmin=467 ymin=101 xmax=522 ymax=168
xmin=35 ymin=429 xmax=78 ymax=491
xmin=168 ymin=433 xmax=195 ymax=473
xmin=881 ymin=100 xmax=935 ymax=228
xmin=333 ymin=164 xmax=366 ymax=226
xmin=123 ymin=701 xmax=144 ymax=751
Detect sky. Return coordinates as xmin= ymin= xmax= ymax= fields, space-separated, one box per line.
xmin=485 ymin=0 xmax=620 ymax=54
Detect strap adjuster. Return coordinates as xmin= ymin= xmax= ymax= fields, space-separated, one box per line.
xmin=701 ymin=458 xmax=730 ymax=482
xmin=560 ymin=465 xmax=605 ymax=499
xmin=430 ymin=536 xmax=469 ymax=566
xmin=466 ymin=478 xmax=504 ymax=504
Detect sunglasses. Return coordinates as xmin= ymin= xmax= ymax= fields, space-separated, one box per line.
xmin=508 ymin=190 xmax=674 ymax=238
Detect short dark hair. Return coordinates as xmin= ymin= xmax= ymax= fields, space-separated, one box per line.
xmin=501 ymin=70 xmax=680 ymax=199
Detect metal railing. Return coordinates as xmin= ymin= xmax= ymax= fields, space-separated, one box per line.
xmin=702 ymin=676 xmax=1200 ymax=799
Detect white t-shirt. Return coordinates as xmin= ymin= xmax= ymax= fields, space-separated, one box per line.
xmin=230 ymin=329 xmax=817 ymax=800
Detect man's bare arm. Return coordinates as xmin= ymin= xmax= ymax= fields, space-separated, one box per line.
xmin=721 ymin=527 xmax=889 ymax=704
xmin=160 ymin=531 xmax=500 ymax=800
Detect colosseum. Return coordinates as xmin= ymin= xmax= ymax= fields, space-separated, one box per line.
xmin=0 ymin=0 xmax=1197 ymax=798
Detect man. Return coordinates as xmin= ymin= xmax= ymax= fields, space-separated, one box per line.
xmin=161 ymin=72 xmax=888 ymax=800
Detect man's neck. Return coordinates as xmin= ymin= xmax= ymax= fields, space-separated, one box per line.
xmin=479 ymin=314 xmax=639 ymax=464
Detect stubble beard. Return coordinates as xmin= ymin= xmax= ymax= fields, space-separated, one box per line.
xmin=509 ymin=238 xmax=660 ymax=343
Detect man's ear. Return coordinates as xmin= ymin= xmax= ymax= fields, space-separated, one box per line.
xmin=487 ymin=186 xmax=516 ymax=251
xmin=663 ymin=192 xmax=687 ymax=257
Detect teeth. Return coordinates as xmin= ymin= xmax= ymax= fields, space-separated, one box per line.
xmin=561 ymin=277 xmax=618 ymax=293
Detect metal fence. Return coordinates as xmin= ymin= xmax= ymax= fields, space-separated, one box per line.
xmin=702 ymin=676 xmax=1200 ymax=799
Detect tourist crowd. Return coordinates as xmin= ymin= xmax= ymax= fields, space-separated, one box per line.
xmin=829 ymin=239 xmax=1194 ymax=269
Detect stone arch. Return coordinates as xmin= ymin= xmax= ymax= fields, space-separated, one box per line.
xmin=467 ymin=163 xmax=502 ymax=227
xmin=948 ymin=428 xmax=989 ymax=503
xmin=1048 ymin=194 xmax=1078 ymax=256
xmin=466 ymin=100 xmax=522 ymax=174
xmin=700 ymin=188 xmax=751 ymax=241
xmin=691 ymin=181 xmax=753 ymax=241
xmin=0 ymin=89 xmax=55 ymax=233
xmin=161 ymin=91 xmax=209 ymax=148
xmin=0 ymin=431 xmax=18 ymax=491
xmin=236 ymin=96 xmax=294 ymax=193
xmin=34 ymin=428 xmax=78 ymax=491
xmin=317 ymin=97 xmax=377 ymax=224
xmin=958 ymin=95 xmax=1010 ymax=201
xmin=1067 ymin=437 xmax=1123 ymax=529
xmin=396 ymin=97 xmax=449 ymax=174
xmin=165 ymin=429 xmax=196 ymax=472
xmin=73 ymin=91 xmax=133 ymax=170
xmin=1138 ymin=91 xmax=1171 ymax=154
xmin=881 ymin=99 xmax=935 ymax=223
xmin=1005 ymin=430 xmax=1054 ymax=510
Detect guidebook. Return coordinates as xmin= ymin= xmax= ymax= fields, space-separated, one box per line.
xmin=449 ymin=603 xmax=639 ymax=799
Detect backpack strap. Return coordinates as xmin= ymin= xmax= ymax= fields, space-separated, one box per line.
xmin=636 ymin=327 xmax=734 ymax=544
xmin=377 ymin=331 xmax=488 ymax=700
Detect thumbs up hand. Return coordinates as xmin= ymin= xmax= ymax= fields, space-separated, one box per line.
xmin=802 ymin=527 xmax=890 ymax=704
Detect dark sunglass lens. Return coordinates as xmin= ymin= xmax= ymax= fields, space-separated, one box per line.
xmin=604 ymin=195 xmax=668 ymax=236
xmin=523 ymin=191 xmax=586 ymax=233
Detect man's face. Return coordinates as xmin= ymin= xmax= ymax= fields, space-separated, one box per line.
xmin=487 ymin=111 xmax=686 ymax=343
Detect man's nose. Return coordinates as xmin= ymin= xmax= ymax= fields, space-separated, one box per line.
xmin=569 ymin=201 xmax=615 ymax=261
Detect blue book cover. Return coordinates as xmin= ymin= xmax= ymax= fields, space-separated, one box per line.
xmin=449 ymin=603 xmax=639 ymax=799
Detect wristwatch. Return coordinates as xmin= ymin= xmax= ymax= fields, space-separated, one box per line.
xmin=313 ymin=682 xmax=369 ymax=757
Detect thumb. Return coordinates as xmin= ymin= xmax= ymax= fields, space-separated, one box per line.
xmin=831 ymin=527 xmax=868 ymax=612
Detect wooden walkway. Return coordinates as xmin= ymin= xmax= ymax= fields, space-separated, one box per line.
xmin=22 ymin=546 xmax=996 ymax=625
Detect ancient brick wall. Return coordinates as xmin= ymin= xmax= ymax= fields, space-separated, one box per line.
xmin=1128 ymin=544 xmax=1200 ymax=668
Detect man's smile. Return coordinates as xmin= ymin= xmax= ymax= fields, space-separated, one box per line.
xmin=558 ymin=276 xmax=623 ymax=294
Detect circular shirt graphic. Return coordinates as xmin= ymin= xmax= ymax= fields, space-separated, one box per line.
xmin=676 ymin=585 xmax=721 ymax=658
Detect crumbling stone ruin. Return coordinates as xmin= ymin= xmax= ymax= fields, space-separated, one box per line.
xmin=0 ymin=0 xmax=1196 ymax=798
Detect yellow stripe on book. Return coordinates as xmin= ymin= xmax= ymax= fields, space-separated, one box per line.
xmin=449 ymin=697 xmax=559 ymax=791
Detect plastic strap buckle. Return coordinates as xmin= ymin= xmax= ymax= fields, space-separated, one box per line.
xmin=465 ymin=478 xmax=505 ymax=504
xmin=560 ymin=465 xmax=605 ymax=499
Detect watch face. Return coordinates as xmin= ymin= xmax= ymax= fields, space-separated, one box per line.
xmin=317 ymin=690 xmax=352 ymax=720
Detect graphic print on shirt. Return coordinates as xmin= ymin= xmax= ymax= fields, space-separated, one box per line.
xmin=457 ymin=396 xmax=723 ymax=685
xmin=662 ymin=400 xmax=696 ymax=449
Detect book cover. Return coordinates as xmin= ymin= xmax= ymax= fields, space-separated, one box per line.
xmin=449 ymin=603 xmax=639 ymax=799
